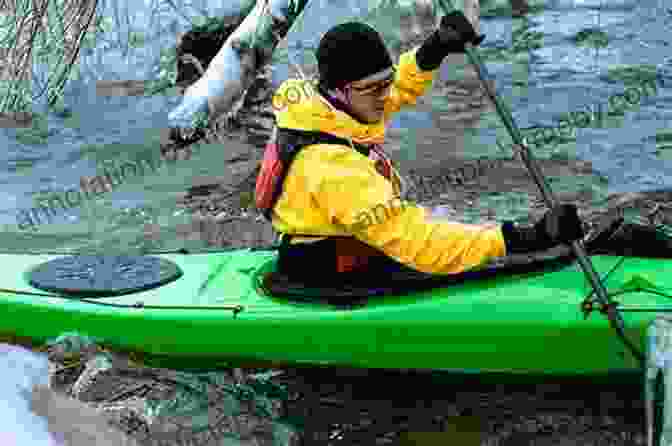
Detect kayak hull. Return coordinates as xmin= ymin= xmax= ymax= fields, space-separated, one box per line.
xmin=0 ymin=249 xmax=667 ymax=375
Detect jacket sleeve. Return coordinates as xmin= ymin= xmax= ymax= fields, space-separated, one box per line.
xmin=384 ymin=48 xmax=438 ymax=114
xmin=315 ymin=150 xmax=508 ymax=275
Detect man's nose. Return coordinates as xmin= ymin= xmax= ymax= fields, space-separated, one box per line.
xmin=377 ymin=85 xmax=392 ymax=99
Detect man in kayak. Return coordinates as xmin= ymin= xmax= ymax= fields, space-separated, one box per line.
xmin=255 ymin=11 xmax=585 ymax=284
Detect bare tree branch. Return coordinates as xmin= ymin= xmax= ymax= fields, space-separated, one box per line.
xmin=0 ymin=0 xmax=99 ymax=118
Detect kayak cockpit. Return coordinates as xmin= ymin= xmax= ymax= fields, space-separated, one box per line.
xmin=256 ymin=244 xmax=577 ymax=306
xmin=257 ymin=219 xmax=672 ymax=306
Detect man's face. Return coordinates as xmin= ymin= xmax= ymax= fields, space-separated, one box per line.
xmin=346 ymin=67 xmax=395 ymax=124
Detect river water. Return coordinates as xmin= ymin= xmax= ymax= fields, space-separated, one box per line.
xmin=0 ymin=0 xmax=670 ymax=443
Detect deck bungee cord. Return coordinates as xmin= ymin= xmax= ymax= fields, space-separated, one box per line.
xmin=0 ymin=285 xmax=245 ymax=314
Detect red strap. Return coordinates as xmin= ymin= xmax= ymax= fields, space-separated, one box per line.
xmin=369 ymin=144 xmax=392 ymax=179
xmin=255 ymin=142 xmax=283 ymax=212
xmin=336 ymin=254 xmax=370 ymax=273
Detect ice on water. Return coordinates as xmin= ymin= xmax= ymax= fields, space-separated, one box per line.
xmin=0 ymin=344 xmax=62 ymax=446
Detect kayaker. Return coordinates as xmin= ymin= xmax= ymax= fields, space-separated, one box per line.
xmin=255 ymin=12 xmax=586 ymax=284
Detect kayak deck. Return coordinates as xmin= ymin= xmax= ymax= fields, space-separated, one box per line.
xmin=0 ymin=249 xmax=669 ymax=374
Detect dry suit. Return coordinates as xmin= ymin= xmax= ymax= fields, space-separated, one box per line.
xmin=269 ymin=47 xmax=507 ymax=282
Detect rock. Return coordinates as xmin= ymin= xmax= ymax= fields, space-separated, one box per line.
xmin=183 ymin=212 xmax=276 ymax=249
xmin=0 ymin=111 xmax=32 ymax=128
xmin=95 ymin=80 xmax=148 ymax=97
xmin=41 ymin=335 xmax=299 ymax=446
xmin=188 ymin=176 xmax=240 ymax=192
xmin=30 ymin=385 xmax=141 ymax=446
xmin=510 ymin=0 xmax=529 ymax=16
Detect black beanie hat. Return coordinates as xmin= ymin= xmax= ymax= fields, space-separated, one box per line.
xmin=316 ymin=22 xmax=393 ymax=90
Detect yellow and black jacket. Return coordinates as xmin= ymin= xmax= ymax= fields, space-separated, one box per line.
xmin=267 ymin=47 xmax=507 ymax=277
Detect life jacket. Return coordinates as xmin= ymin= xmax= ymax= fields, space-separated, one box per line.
xmin=255 ymin=126 xmax=395 ymax=273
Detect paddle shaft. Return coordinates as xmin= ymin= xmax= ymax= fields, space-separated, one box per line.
xmin=461 ymin=44 xmax=609 ymax=314
xmin=434 ymin=0 xmax=644 ymax=365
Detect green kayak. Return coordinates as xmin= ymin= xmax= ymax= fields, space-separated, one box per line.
xmin=1 ymin=220 xmax=670 ymax=376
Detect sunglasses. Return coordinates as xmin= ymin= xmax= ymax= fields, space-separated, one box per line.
xmin=349 ymin=68 xmax=396 ymax=97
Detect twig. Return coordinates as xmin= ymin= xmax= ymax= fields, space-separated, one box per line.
xmin=107 ymin=383 xmax=152 ymax=403
xmin=180 ymin=53 xmax=206 ymax=77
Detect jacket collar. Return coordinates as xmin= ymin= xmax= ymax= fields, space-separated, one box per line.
xmin=273 ymin=78 xmax=388 ymax=146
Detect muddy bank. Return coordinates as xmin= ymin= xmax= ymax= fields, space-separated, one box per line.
xmin=11 ymin=334 xmax=648 ymax=446
xmin=14 ymin=329 xmax=649 ymax=446
xmin=273 ymin=367 xmax=647 ymax=446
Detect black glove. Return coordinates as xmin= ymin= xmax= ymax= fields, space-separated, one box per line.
xmin=416 ymin=11 xmax=486 ymax=71
xmin=438 ymin=11 xmax=486 ymax=48
xmin=501 ymin=204 xmax=586 ymax=254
